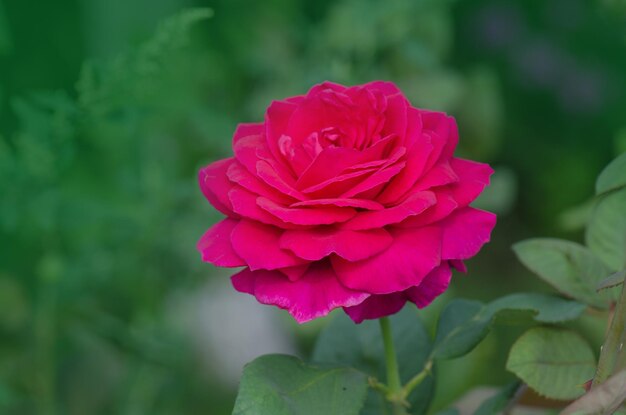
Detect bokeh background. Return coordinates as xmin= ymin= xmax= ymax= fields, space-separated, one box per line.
xmin=1 ymin=0 xmax=625 ymax=414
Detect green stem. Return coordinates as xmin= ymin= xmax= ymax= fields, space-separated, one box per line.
xmin=593 ymin=270 xmax=626 ymax=387
xmin=379 ymin=317 xmax=409 ymax=415
xmin=403 ymin=360 xmax=432 ymax=397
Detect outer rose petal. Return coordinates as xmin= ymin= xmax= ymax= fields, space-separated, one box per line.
xmin=406 ymin=263 xmax=452 ymax=308
xmin=231 ymin=220 xmax=307 ymax=270
xmin=343 ymin=263 xmax=452 ymax=323
xmin=199 ymin=159 xmax=237 ymax=216
xmin=197 ymin=218 xmax=245 ymax=267
xmin=448 ymin=158 xmax=494 ymax=206
xmin=332 ymin=226 xmax=442 ymax=294
xmin=440 ymin=208 xmax=496 ymax=260
xmin=280 ymin=227 xmax=393 ymax=261
xmin=231 ymin=263 xmax=370 ymax=323
xmin=362 ymin=80 xmax=402 ymax=96
xmin=232 ymin=122 xmax=264 ymax=145
xmin=344 ymin=292 xmax=407 ymax=323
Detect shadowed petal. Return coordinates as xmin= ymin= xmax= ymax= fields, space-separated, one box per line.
xmin=406 ymin=263 xmax=452 ymax=308
xmin=231 ymin=263 xmax=370 ymax=323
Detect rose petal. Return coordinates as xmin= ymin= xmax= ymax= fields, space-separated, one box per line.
xmin=279 ymin=264 xmax=310 ymax=281
xmin=381 ymin=93 xmax=408 ymax=141
xmin=301 ymin=167 xmax=379 ymax=197
xmin=413 ymin=161 xmax=459 ymax=191
xmin=231 ymin=262 xmax=370 ymax=323
xmin=257 ymin=196 xmax=357 ymax=225
xmin=295 ymin=147 xmax=363 ymax=190
xmin=197 ymin=218 xmax=245 ymax=267
xmin=448 ymin=158 xmax=494 ymax=206
xmin=422 ymin=112 xmax=456 ymax=171
xmin=397 ymin=193 xmax=459 ymax=228
xmin=305 ymin=81 xmax=348 ymax=97
xmin=362 ymin=80 xmax=402 ymax=96
xmin=340 ymin=161 xmax=406 ymax=198
xmin=233 ymin=134 xmax=273 ymax=174
xmin=256 ymin=160 xmax=306 ymax=200
xmin=340 ymin=191 xmax=436 ymax=230
xmin=232 ymin=122 xmax=264 ymax=145
xmin=343 ymin=292 xmax=407 ymax=324
xmin=280 ymin=227 xmax=393 ymax=261
xmin=406 ymin=263 xmax=452 ymax=308
xmin=226 ymin=161 xmax=294 ymax=205
xmin=265 ymin=99 xmax=299 ymax=162
xmin=231 ymin=220 xmax=307 ymax=270
xmin=440 ymin=208 xmax=496 ymax=260
xmin=332 ymin=226 xmax=442 ymax=294
xmin=228 ymin=186 xmax=302 ymax=229
xmin=376 ymin=137 xmax=433 ymax=205
xmin=291 ymin=198 xmax=384 ymax=210
xmin=199 ymin=158 xmax=237 ymax=216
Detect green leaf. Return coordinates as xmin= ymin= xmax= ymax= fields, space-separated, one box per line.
xmin=596 ymin=152 xmax=626 ymax=195
xmin=432 ymin=299 xmax=487 ymax=359
xmin=485 ymin=293 xmax=587 ymax=323
xmin=562 ymin=371 xmax=626 ymax=415
xmin=513 ymin=238 xmax=614 ymax=308
xmin=432 ymin=294 xmax=585 ymax=359
xmin=596 ymin=270 xmax=626 ymax=292
xmin=232 ymin=354 xmax=368 ymax=415
xmin=506 ymin=328 xmax=596 ymax=400
xmin=473 ymin=382 xmax=521 ymax=415
xmin=313 ymin=306 xmax=434 ymax=415
xmin=586 ymin=188 xmax=626 ymax=271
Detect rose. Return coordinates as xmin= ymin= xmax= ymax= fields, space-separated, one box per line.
xmin=197 ymin=81 xmax=496 ymax=323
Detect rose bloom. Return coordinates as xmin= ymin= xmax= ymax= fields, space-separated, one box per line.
xmin=198 ymin=81 xmax=495 ymax=324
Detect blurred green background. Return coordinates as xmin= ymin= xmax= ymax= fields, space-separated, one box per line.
xmin=0 ymin=0 xmax=625 ymax=414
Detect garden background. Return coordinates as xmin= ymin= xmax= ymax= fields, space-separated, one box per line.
xmin=0 ymin=0 xmax=625 ymax=414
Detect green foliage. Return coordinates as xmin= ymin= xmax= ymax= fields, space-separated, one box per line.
xmin=586 ymin=189 xmax=626 ymax=272
xmin=431 ymin=293 xmax=586 ymax=359
xmin=596 ymin=270 xmax=626 ymax=292
xmin=232 ymin=354 xmax=368 ymax=415
xmin=313 ymin=306 xmax=434 ymax=415
xmin=506 ymin=328 xmax=596 ymax=400
xmin=562 ymin=370 xmax=626 ymax=415
xmin=513 ymin=239 xmax=615 ymax=308
xmin=473 ymin=382 xmax=520 ymax=415
xmin=596 ymin=152 xmax=626 ymax=196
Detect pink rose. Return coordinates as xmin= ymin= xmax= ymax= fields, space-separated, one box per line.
xmin=197 ymin=81 xmax=496 ymax=323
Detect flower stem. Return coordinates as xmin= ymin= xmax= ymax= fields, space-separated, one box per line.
xmin=379 ymin=317 xmax=409 ymax=415
xmin=593 ymin=269 xmax=626 ymax=387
